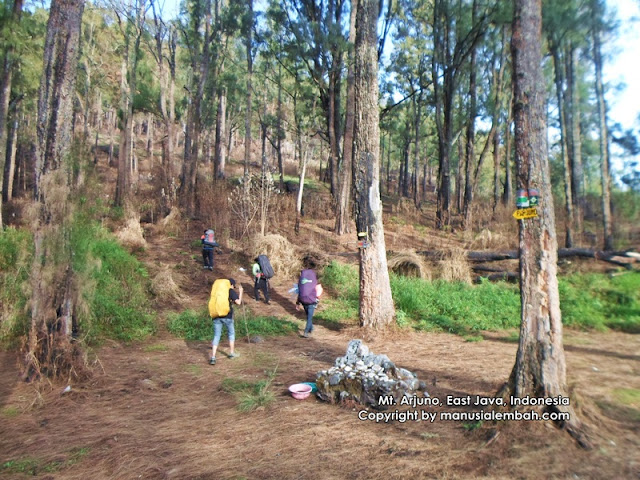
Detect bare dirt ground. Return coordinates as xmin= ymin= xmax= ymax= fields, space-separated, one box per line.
xmin=1 ymin=220 xmax=639 ymax=480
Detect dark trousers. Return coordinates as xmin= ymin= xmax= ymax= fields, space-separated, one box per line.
xmin=254 ymin=277 xmax=270 ymax=302
xmin=202 ymin=248 xmax=214 ymax=268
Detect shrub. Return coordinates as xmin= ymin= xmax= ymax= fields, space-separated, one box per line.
xmin=71 ymin=217 xmax=156 ymax=343
xmin=0 ymin=228 xmax=32 ymax=347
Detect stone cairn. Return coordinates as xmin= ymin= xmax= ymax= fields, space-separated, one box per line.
xmin=315 ymin=340 xmax=429 ymax=410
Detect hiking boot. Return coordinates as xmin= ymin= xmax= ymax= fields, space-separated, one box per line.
xmin=203 ymin=265 xmax=208 ymax=269
xmin=208 ymin=266 xmax=213 ymax=271
xmin=209 ymin=357 xmax=216 ymax=365
xmin=265 ymin=300 xmax=271 ymax=305
xmin=228 ymin=352 xmax=240 ymax=359
xmin=302 ymin=332 xmax=309 ymax=338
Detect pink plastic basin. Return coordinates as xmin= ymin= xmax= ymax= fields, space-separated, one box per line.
xmin=289 ymin=383 xmax=313 ymax=400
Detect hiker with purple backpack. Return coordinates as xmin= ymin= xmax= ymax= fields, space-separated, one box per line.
xmin=296 ymin=260 xmax=323 ymax=338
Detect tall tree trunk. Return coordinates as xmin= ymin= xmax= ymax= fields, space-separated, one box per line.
xmin=114 ymin=1 xmax=144 ymax=207
xmin=567 ymin=44 xmax=584 ymax=242
xmin=492 ymin=127 xmax=501 ymax=212
xmin=28 ymin=0 xmax=85 ymax=380
xmin=180 ymin=0 xmax=212 ymax=217
xmin=108 ymin=108 xmax=115 ymax=167
xmin=386 ymin=135 xmax=391 ymax=194
xmin=505 ymin=0 xmax=588 ymax=447
xmin=214 ymin=88 xmax=227 ymax=179
xmin=244 ymin=0 xmax=253 ymax=179
xmin=463 ymin=1 xmax=478 ymax=229
xmin=326 ymin=0 xmax=343 ymax=199
xmin=402 ymin=130 xmax=410 ymax=198
xmin=412 ymin=94 xmax=422 ymax=208
xmin=456 ymin=136 xmax=464 ymax=213
xmin=3 ymin=112 xmax=18 ymax=202
xmin=276 ymin=46 xmax=284 ymax=192
xmin=502 ymin=87 xmax=514 ymax=206
xmin=335 ymin=0 xmax=357 ymax=235
xmin=353 ymin=0 xmax=395 ymax=329
xmin=550 ymin=43 xmax=575 ymax=247
xmin=0 ymin=0 xmax=23 ymax=227
xmin=295 ymin=145 xmax=307 ymax=235
xmin=592 ymin=0 xmax=613 ymax=251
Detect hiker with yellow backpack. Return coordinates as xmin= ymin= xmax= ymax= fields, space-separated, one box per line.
xmin=208 ymin=278 xmax=243 ymax=365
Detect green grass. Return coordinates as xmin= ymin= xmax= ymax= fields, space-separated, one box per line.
xmin=185 ymin=364 xmax=203 ymax=376
xmin=558 ymin=273 xmax=640 ymax=332
xmin=319 ymin=261 xmax=640 ymax=335
xmin=280 ymin=174 xmax=324 ymax=192
xmin=167 ymin=307 xmax=298 ymax=341
xmin=0 ymin=227 xmax=33 ymax=348
xmin=0 ymin=216 xmax=156 ymax=349
xmin=223 ymin=367 xmax=278 ymax=412
xmin=1 ymin=406 xmax=19 ymax=418
xmin=71 ymin=216 xmax=156 ymax=343
xmin=1 ymin=447 xmax=90 ymax=475
xmin=612 ymin=388 xmax=640 ymax=407
xmin=462 ymin=420 xmax=483 ymax=431
xmin=143 ymin=343 xmax=169 ymax=352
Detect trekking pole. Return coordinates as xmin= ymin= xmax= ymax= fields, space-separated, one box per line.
xmin=242 ymin=303 xmax=252 ymax=355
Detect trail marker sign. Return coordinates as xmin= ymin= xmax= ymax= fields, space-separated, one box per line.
xmin=512 ymin=207 xmax=538 ymax=220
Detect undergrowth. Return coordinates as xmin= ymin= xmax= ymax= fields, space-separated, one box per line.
xmin=167 ymin=307 xmax=298 ymax=341
xmin=71 ymin=214 xmax=156 ymax=343
xmin=0 ymin=216 xmax=156 ymax=349
xmin=1 ymin=447 xmax=90 ymax=476
xmin=221 ymin=366 xmax=278 ymax=411
xmin=0 ymin=227 xmax=32 ymax=348
xmin=320 ymin=261 xmax=640 ymax=335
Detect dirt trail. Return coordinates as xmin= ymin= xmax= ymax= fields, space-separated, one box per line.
xmin=1 ymin=224 xmax=639 ymax=479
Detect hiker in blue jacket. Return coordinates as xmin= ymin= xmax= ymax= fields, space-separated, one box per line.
xmin=201 ymin=229 xmax=219 ymax=270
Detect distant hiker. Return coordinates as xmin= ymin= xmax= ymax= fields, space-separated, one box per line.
xmin=252 ymin=255 xmax=273 ymax=304
xmin=201 ymin=229 xmax=219 ymax=271
xmin=296 ymin=265 xmax=322 ymax=338
xmin=208 ymin=278 xmax=243 ymax=365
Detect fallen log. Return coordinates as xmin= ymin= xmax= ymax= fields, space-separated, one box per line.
xmin=334 ymin=248 xmax=637 ymax=270
xmin=557 ymin=249 xmax=636 ymax=269
xmin=418 ymin=248 xmax=636 ymax=268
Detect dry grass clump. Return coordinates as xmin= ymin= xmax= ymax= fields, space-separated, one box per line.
xmin=150 ymin=264 xmax=189 ymax=304
xmin=158 ymin=207 xmax=183 ymax=234
xmin=472 ymin=228 xmax=508 ymax=250
xmin=387 ymin=250 xmax=432 ymax=280
xmin=438 ymin=248 xmax=472 ymax=284
xmin=246 ymin=234 xmax=303 ymax=279
xmin=116 ymin=215 xmax=147 ymax=250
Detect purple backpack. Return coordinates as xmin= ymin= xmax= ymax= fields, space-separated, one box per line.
xmin=298 ymin=269 xmax=318 ymax=305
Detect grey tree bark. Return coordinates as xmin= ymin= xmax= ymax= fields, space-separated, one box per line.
xmin=27 ymin=0 xmax=85 ymax=380
xmin=505 ymin=0 xmax=589 ymax=447
xmin=334 ymin=0 xmax=357 ymax=235
xmin=352 ymin=0 xmax=395 ymax=328
xmin=0 ymin=0 xmax=23 ymax=227
xmin=591 ymin=0 xmax=614 ymax=251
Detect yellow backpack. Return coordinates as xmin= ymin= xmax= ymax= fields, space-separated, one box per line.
xmin=208 ymin=279 xmax=231 ymax=318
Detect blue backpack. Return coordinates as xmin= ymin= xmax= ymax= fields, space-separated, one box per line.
xmin=203 ymin=229 xmax=217 ymax=247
